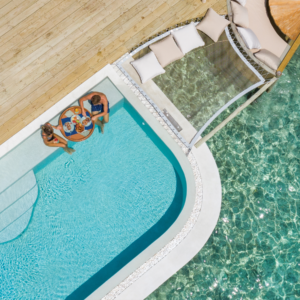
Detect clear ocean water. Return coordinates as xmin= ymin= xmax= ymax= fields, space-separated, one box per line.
xmin=0 ymin=100 xmax=186 ymax=299
xmin=147 ymin=49 xmax=300 ymax=299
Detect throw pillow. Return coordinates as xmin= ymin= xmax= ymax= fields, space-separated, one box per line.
xmin=131 ymin=52 xmax=165 ymax=84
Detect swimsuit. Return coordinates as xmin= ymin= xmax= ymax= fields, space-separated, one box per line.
xmin=90 ymin=100 xmax=110 ymax=114
xmin=43 ymin=134 xmax=58 ymax=143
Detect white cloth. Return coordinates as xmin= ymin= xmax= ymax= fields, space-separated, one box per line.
xmin=171 ymin=23 xmax=205 ymax=54
xmin=130 ymin=52 xmax=165 ymax=84
xmin=237 ymin=27 xmax=261 ymax=49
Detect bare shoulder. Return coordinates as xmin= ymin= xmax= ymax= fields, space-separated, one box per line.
xmin=99 ymin=92 xmax=108 ymax=101
xmin=42 ymin=134 xmax=49 ymax=144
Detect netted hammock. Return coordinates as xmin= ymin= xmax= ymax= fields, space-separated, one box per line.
xmin=117 ymin=20 xmax=269 ymax=148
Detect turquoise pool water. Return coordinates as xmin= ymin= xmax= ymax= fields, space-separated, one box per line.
xmin=0 ymin=100 xmax=186 ymax=299
xmin=147 ymin=50 xmax=300 ymax=298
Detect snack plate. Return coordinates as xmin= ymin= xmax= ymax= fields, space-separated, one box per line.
xmin=63 ymin=122 xmax=75 ymax=133
xmin=71 ymin=115 xmax=81 ymax=124
xmin=81 ymin=116 xmax=92 ymax=127
xmin=75 ymin=123 xmax=85 ymax=133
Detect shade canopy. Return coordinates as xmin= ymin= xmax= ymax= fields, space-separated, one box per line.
xmin=269 ymin=0 xmax=300 ymax=40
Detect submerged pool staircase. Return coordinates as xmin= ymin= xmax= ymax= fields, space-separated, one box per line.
xmin=0 ymin=171 xmax=38 ymax=244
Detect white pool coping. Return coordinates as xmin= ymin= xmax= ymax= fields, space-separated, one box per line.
xmin=95 ymin=64 xmax=221 ymax=300
xmin=0 ymin=63 xmax=222 ymax=300
xmin=121 ymin=57 xmax=198 ymax=144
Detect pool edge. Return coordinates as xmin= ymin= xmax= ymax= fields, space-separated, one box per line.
xmin=93 ymin=64 xmax=221 ymax=300
xmin=111 ymin=145 xmax=221 ymax=300
xmin=0 ymin=64 xmax=221 ymax=300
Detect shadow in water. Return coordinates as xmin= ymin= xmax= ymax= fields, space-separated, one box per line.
xmin=66 ymin=170 xmax=184 ymax=300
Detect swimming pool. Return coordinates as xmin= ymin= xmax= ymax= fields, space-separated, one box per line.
xmin=0 ymin=99 xmax=187 ymax=299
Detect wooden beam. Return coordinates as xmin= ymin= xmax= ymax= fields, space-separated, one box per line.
xmin=277 ymin=34 xmax=300 ymax=74
xmin=194 ymin=77 xmax=277 ymax=148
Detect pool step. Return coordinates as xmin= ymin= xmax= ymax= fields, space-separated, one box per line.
xmin=0 ymin=171 xmax=38 ymax=243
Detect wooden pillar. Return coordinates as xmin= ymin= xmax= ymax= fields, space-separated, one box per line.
xmin=277 ymin=34 xmax=300 ymax=74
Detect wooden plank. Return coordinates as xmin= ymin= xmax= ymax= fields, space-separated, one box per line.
xmin=46 ymin=0 xmax=130 ymax=75
xmin=218 ymin=4 xmax=228 ymax=15
xmin=0 ymin=0 xmax=229 ymax=145
xmin=0 ymin=0 xmax=169 ymax=121
xmin=123 ymin=1 xmax=186 ymax=50
xmin=180 ymin=0 xmax=221 ymax=19
xmin=0 ymin=0 xmax=42 ymax=29
xmin=0 ymin=0 xmax=140 ymax=109
xmin=0 ymin=0 xmax=85 ymax=63
xmin=18 ymin=0 xmax=73 ymax=38
xmin=0 ymin=0 xmax=161 ymax=121
xmin=277 ymin=34 xmax=300 ymax=73
xmin=94 ymin=2 xmax=171 ymax=66
xmin=0 ymin=73 xmax=54 ymax=126
xmin=0 ymin=0 xmax=13 ymax=10
xmin=0 ymin=0 xmax=20 ymax=20
xmin=0 ymin=0 xmax=64 ymax=49
xmin=212 ymin=0 xmax=226 ymax=14
xmin=46 ymin=0 xmax=159 ymax=76
xmin=0 ymin=0 xmax=95 ymax=81
xmin=0 ymin=0 xmax=114 ymax=97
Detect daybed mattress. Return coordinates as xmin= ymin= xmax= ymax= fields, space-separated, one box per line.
xmin=245 ymin=0 xmax=287 ymax=58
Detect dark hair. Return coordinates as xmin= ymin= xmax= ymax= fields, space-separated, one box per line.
xmin=91 ymin=95 xmax=101 ymax=105
xmin=41 ymin=124 xmax=53 ymax=135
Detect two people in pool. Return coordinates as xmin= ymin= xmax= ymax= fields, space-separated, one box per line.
xmin=41 ymin=92 xmax=110 ymax=151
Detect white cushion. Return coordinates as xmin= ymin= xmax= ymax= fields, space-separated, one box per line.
xmin=235 ymin=0 xmax=246 ymax=6
xmin=196 ymin=8 xmax=230 ymax=42
xmin=171 ymin=23 xmax=205 ymax=54
xmin=130 ymin=52 xmax=165 ymax=84
xmin=254 ymin=49 xmax=281 ymax=70
xmin=231 ymin=1 xmax=249 ymax=28
xmin=237 ymin=27 xmax=261 ymax=50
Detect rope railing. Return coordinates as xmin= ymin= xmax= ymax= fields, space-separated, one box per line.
xmin=117 ymin=17 xmax=273 ymax=152
xmin=129 ymin=16 xmax=274 ymax=81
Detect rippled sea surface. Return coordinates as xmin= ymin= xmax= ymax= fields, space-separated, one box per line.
xmin=147 ymin=49 xmax=300 ymax=299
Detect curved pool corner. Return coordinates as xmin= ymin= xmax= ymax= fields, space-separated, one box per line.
xmin=0 ymin=64 xmax=222 ymax=300
xmin=86 ymin=65 xmax=222 ymax=300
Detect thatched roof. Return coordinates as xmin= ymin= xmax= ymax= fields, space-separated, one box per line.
xmin=269 ymin=0 xmax=300 ymax=40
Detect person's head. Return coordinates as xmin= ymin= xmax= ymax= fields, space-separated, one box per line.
xmin=41 ymin=124 xmax=53 ymax=136
xmin=91 ymin=95 xmax=101 ymax=105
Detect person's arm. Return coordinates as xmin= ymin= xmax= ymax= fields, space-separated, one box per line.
xmin=42 ymin=135 xmax=66 ymax=148
xmin=45 ymin=122 xmax=62 ymax=131
xmin=47 ymin=142 xmax=67 ymax=148
xmin=52 ymin=124 xmax=62 ymax=130
xmin=79 ymin=92 xmax=99 ymax=116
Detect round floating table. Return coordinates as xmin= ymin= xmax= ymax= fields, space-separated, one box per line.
xmin=59 ymin=106 xmax=94 ymax=142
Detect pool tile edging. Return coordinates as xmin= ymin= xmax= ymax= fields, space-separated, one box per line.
xmin=101 ymin=62 xmax=204 ymax=300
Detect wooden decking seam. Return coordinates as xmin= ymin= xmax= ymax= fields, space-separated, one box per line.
xmin=0 ymin=0 xmax=227 ymax=144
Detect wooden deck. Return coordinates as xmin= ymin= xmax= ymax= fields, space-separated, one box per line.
xmin=0 ymin=0 xmax=227 ymax=145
